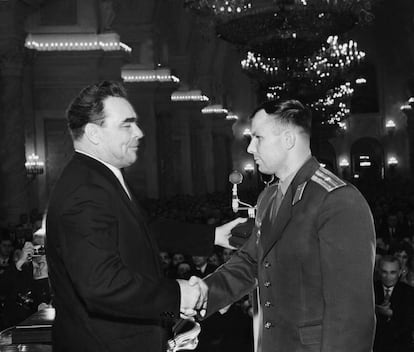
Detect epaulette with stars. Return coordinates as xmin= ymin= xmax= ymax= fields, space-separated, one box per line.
xmin=311 ymin=166 xmax=346 ymax=192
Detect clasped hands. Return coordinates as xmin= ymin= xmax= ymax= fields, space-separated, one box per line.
xmin=177 ymin=276 xmax=208 ymax=319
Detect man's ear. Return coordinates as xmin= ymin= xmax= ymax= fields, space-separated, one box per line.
xmin=84 ymin=123 xmax=100 ymax=145
xmin=283 ymin=129 xmax=296 ymax=150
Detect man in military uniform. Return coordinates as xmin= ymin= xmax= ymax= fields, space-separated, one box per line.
xmin=201 ymin=100 xmax=376 ymax=352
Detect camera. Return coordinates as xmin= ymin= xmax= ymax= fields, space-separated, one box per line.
xmin=33 ymin=245 xmax=45 ymax=257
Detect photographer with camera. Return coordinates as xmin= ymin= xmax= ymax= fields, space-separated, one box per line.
xmin=1 ymin=234 xmax=51 ymax=329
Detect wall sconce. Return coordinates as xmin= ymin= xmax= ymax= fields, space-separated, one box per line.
xmin=401 ymin=97 xmax=414 ymax=112
xmin=385 ymin=119 xmax=396 ymax=135
xmin=387 ymin=156 xmax=398 ymax=168
xmin=242 ymin=128 xmax=251 ymax=138
xmin=25 ymin=153 xmax=44 ymax=178
xmin=355 ymin=77 xmax=367 ymax=85
xmin=226 ymin=113 xmax=239 ymax=120
xmin=243 ymin=163 xmax=255 ymax=178
xmin=339 ymin=158 xmax=350 ymax=168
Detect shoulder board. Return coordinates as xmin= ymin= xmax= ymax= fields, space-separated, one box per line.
xmin=311 ymin=167 xmax=346 ymax=192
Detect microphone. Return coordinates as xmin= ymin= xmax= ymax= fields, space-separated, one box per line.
xmin=228 ymin=170 xmax=255 ymax=249
xmin=229 ymin=171 xmax=243 ymax=213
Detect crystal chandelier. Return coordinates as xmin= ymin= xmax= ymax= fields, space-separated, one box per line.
xmin=240 ymin=36 xmax=366 ymax=127
xmin=184 ymin=0 xmax=376 ymax=129
xmin=211 ymin=0 xmax=376 ymax=58
xmin=184 ymin=0 xmax=251 ymax=16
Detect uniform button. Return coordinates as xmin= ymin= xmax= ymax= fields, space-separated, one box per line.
xmin=264 ymin=261 xmax=271 ymax=268
xmin=257 ymin=230 xmax=261 ymax=236
xmin=264 ymin=281 xmax=271 ymax=287
xmin=264 ymin=322 xmax=273 ymax=329
xmin=264 ymin=301 xmax=272 ymax=307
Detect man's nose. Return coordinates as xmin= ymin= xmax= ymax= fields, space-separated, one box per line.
xmin=133 ymin=124 xmax=144 ymax=139
xmin=247 ymin=139 xmax=255 ymax=154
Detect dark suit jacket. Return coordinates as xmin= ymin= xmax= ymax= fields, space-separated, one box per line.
xmin=374 ymin=280 xmax=414 ymax=352
xmin=46 ymin=153 xmax=214 ymax=352
xmin=377 ymin=225 xmax=406 ymax=245
xmin=205 ymin=157 xmax=376 ymax=352
xmin=190 ymin=263 xmax=217 ymax=279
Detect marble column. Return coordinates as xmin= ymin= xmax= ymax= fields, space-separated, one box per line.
xmin=0 ymin=52 xmax=29 ymax=223
xmin=402 ymin=107 xmax=414 ymax=178
xmin=211 ymin=115 xmax=234 ymax=192
xmin=154 ymin=84 xmax=179 ymax=198
xmin=171 ymin=101 xmax=207 ymax=195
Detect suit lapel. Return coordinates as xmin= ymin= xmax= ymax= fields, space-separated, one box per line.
xmin=74 ymin=153 xmax=162 ymax=274
xmin=259 ymin=157 xmax=320 ymax=260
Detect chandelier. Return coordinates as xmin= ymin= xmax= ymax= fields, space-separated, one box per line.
xmin=184 ymin=0 xmax=252 ymax=16
xmin=311 ymin=82 xmax=354 ymax=127
xmin=240 ymin=35 xmax=366 ymax=127
xmin=186 ymin=0 xmax=376 ymax=58
xmin=241 ymin=36 xmax=365 ymax=84
xmin=184 ymin=0 xmax=376 ymax=129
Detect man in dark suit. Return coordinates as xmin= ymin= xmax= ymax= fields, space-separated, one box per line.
xmin=190 ymin=256 xmax=217 ymax=279
xmin=195 ymin=100 xmax=376 ymax=352
xmin=374 ymin=255 xmax=414 ymax=352
xmin=378 ymin=213 xmax=406 ymax=246
xmin=46 ymin=81 xmax=243 ymax=352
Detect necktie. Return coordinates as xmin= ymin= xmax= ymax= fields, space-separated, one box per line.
xmin=269 ymin=183 xmax=284 ymax=221
xmin=384 ymin=287 xmax=391 ymax=303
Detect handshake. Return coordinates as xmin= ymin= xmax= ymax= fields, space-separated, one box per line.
xmin=177 ymin=276 xmax=208 ymax=319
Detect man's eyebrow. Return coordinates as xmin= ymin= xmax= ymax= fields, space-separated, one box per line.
xmin=122 ymin=117 xmax=137 ymax=123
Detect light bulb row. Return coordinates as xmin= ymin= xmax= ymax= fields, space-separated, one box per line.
xmin=26 ymin=40 xmax=132 ymax=52
xmin=123 ymin=75 xmax=180 ymax=83
xmin=171 ymin=93 xmax=209 ymax=102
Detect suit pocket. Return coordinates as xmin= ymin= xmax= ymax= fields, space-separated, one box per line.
xmin=298 ymin=323 xmax=321 ymax=345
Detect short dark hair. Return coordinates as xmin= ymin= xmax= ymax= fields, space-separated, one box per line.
xmin=379 ymin=254 xmax=401 ymax=269
xmin=390 ymin=242 xmax=413 ymax=261
xmin=66 ymin=80 xmax=128 ymax=140
xmin=250 ymin=99 xmax=312 ymax=136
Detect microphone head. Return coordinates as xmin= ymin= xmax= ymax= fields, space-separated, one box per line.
xmin=229 ymin=170 xmax=243 ymax=185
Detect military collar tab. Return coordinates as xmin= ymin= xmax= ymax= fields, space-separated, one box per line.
xmin=292 ymin=181 xmax=308 ymax=205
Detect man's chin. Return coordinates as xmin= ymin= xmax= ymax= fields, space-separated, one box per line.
xmin=124 ymin=155 xmax=137 ymax=167
xmin=257 ymin=165 xmax=272 ymax=175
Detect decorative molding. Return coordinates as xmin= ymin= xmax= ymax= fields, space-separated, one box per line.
xmin=25 ymin=32 xmax=132 ymax=52
xmin=122 ymin=66 xmax=179 ymax=83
